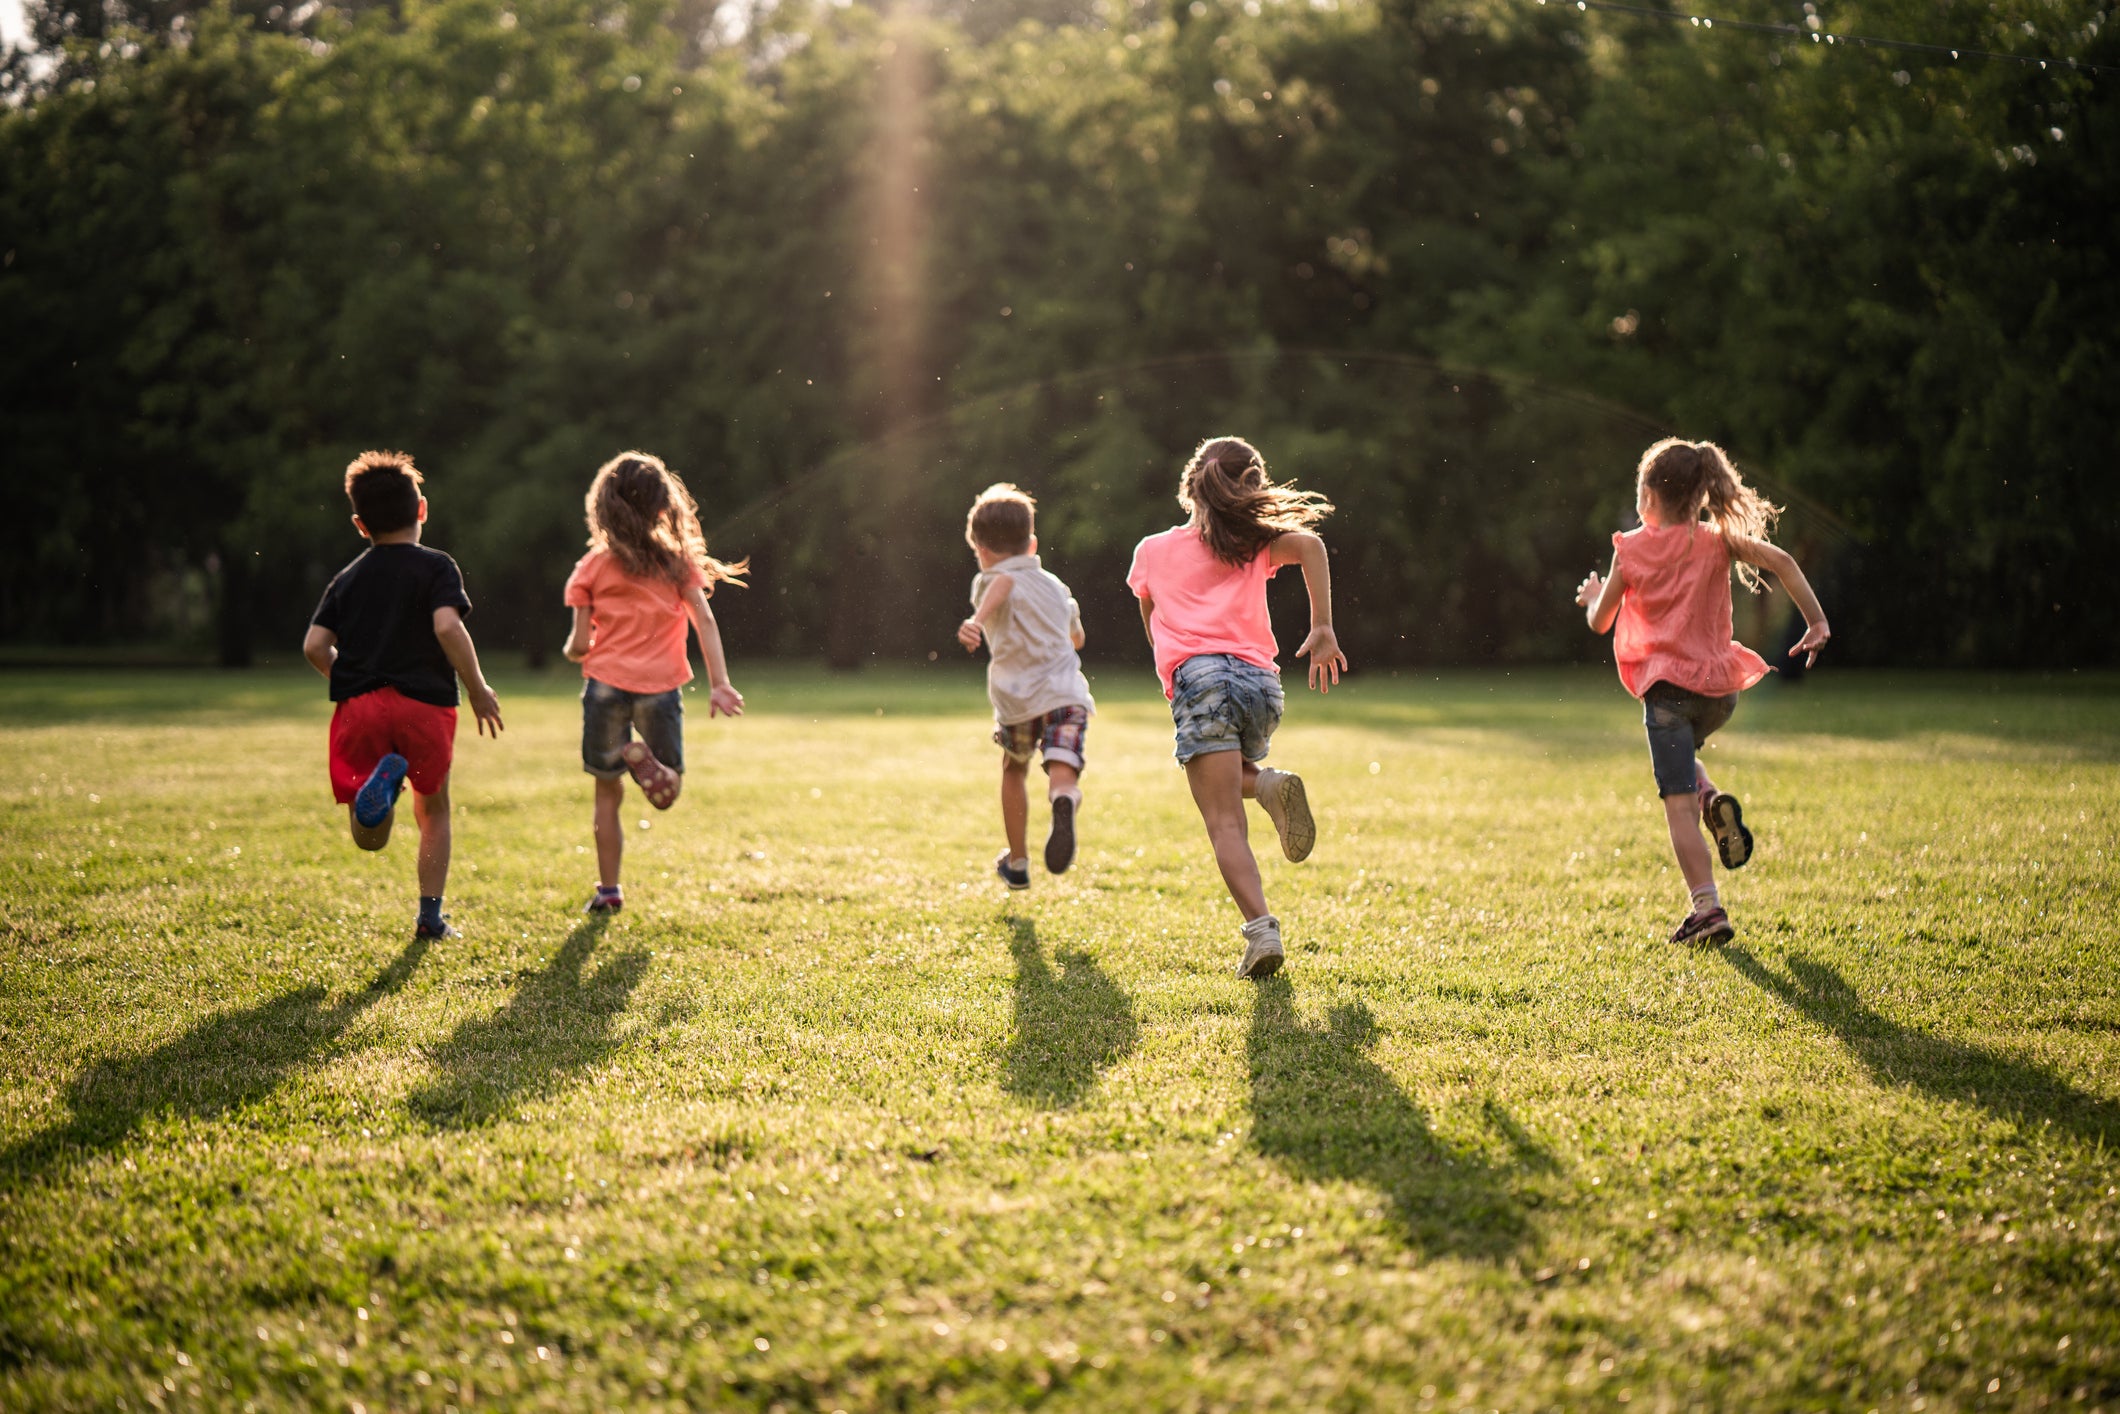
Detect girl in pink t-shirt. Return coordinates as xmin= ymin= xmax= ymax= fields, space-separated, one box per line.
xmin=1127 ymin=436 xmax=1348 ymax=979
xmin=561 ymin=451 xmax=747 ymax=915
xmin=1575 ymin=439 xmax=1830 ymax=946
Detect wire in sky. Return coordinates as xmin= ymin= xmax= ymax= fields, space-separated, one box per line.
xmin=1536 ymin=0 xmax=2117 ymax=77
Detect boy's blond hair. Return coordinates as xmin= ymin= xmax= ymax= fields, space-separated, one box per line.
xmin=965 ymin=483 xmax=1036 ymax=556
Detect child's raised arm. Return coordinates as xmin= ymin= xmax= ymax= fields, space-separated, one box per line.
xmin=1730 ymin=535 xmax=1832 ymax=666
xmin=433 ymin=607 xmax=504 ymax=737
xmin=1269 ymin=531 xmax=1346 ymax=692
xmin=1577 ymin=554 xmax=1625 ymax=634
xmin=302 ymin=625 xmax=337 ymax=678
xmin=562 ymin=606 xmax=594 ymax=663
xmin=957 ymin=573 xmax=1014 ymax=653
xmin=682 ymin=586 xmax=745 ymax=717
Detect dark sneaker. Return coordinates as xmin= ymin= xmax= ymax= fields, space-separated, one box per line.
xmin=1044 ymin=795 xmax=1077 ymax=875
xmin=621 ymin=741 xmax=681 ymax=811
xmin=414 ymin=916 xmax=459 ymax=941
xmin=1702 ymin=792 xmax=1754 ymax=869
xmin=995 ymin=852 xmax=1030 ymax=891
xmin=1668 ymin=906 xmax=1734 ymax=946
xmin=584 ymin=887 xmax=623 ymax=915
xmin=354 ymin=753 xmax=409 ymax=829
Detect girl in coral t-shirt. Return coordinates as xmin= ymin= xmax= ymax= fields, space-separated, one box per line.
xmin=1127 ymin=436 xmax=1348 ymax=979
xmin=1576 ymin=438 xmax=1830 ymax=946
xmin=562 ymin=451 xmax=747 ymax=915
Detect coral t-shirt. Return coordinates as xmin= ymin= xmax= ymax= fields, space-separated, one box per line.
xmin=562 ymin=549 xmax=708 ymax=695
xmin=1126 ymin=526 xmax=1282 ymax=699
xmin=1610 ymin=523 xmax=1771 ymax=699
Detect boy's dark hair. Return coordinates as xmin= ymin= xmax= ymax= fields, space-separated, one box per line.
xmin=344 ymin=450 xmax=424 ymax=535
xmin=965 ymin=483 xmax=1036 ymax=556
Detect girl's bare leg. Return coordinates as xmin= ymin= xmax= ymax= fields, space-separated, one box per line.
xmin=593 ymin=775 xmax=626 ymax=889
xmin=1186 ymin=751 xmax=1268 ymax=921
xmin=1663 ymin=793 xmax=1716 ymax=897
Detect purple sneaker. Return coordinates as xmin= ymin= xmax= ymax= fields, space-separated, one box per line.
xmin=1669 ymin=906 xmax=1734 ymax=946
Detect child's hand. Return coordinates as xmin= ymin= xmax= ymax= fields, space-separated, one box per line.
xmin=956 ymin=618 xmax=985 ymax=652
xmin=1574 ymin=571 xmax=1604 ymax=608
xmin=1296 ymin=625 xmax=1346 ymax=693
xmin=708 ymin=682 xmax=745 ymax=718
xmin=1789 ymin=619 xmax=1831 ymax=668
xmin=468 ymin=683 xmax=505 ymax=737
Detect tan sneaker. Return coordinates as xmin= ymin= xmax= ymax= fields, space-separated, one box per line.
xmin=1254 ymin=768 xmax=1315 ymax=862
xmin=1238 ymin=915 xmax=1284 ymax=978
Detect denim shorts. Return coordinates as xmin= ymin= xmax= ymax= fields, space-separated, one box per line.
xmin=1170 ymin=653 xmax=1284 ymax=765
xmin=1643 ymin=680 xmax=1737 ymax=797
xmin=582 ymin=677 xmax=684 ymax=778
xmin=995 ymin=704 xmax=1089 ymax=772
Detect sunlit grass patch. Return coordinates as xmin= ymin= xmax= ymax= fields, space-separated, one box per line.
xmin=2 ymin=664 xmax=2117 ymax=1410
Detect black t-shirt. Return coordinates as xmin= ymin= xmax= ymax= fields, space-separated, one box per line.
xmin=311 ymin=543 xmax=474 ymax=706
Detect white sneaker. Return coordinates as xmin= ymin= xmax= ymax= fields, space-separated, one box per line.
xmin=1237 ymin=914 xmax=1284 ymax=978
xmin=1253 ymin=767 xmax=1315 ymax=862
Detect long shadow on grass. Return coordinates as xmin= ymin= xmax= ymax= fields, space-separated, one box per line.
xmin=1003 ymin=917 xmax=1138 ymax=1108
xmin=408 ymin=916 xmax=647 ymax=1128
xmin=0 ymin=937 xmax=429 ymax=1187
xmin=1248 ymin=979 xmax=1528 ymax=1257
xmin=1722 ymin=949 xmax=2120 ymax=1146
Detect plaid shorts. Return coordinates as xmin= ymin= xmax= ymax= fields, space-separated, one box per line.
xmin=993 ymin=704 xmax=1089 ymax=772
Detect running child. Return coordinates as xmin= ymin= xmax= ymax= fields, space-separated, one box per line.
xmin=562 ymin=451 xmax=746 ymax=914
xmin=303 ymin=450 xmax=505 ymax=940
xmin=1126 ymin=436 xmax=1346 ymax=979
xmin=956 ymin=483 xmax=1094 ymax=888
xmin=1575 ymin=438 xmax=1830 ymax=946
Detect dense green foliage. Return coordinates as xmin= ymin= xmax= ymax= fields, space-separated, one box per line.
xmin=1 ymin=0 xmax=2112 ymax=665
xmin=3 ymin=666 xmax=2118 ymax=1406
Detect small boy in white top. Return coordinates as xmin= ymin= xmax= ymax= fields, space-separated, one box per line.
xmin=956 ymin=483 xmax=1094 ymax=889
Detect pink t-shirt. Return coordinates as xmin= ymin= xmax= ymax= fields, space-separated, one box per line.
xmin=1610 ymin=523 xmax=1770 ymax=699
xmin=562 ymin=549 xmax=708 ymax=695
xmin=1126 ymin=527 xmax=1283 ymax=698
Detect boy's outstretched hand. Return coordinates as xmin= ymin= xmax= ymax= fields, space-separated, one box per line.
xmin=468 ymin=682 xmax=504 ymax=737
xmin=956 ymin=618 xmax=985 ymax=653
xmin=708 ymin=682 xmax=745 ymax=718
xmin=1574 ymin=571 xmax=1604 ymax=608
xmin=1296 ymin=624 xmax=1346 ymax=693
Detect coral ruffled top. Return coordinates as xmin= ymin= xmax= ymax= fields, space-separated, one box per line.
xmin=1610 ymin=523 xmax=1771 ymax=699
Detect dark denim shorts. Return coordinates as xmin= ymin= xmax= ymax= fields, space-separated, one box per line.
xmin=1643 ymin=680 xmax=1737 ymax=797
xmin=1170 ymin=653 xmax=1284 ymax=765
xmin=582 ymin=677 xmax=684 ymax=778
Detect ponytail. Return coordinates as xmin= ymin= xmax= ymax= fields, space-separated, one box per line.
xmin=1637 ymin=438 xmax=1781 ymax=591
xmin=1177 ymin=435 xmax=1334 ymax=566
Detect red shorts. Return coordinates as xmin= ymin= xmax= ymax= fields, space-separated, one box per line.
xmin=328 ymin=687 xmax=458 ymax=804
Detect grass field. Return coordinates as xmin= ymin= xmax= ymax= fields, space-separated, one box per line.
xmin=2 ymin=662 xmax=2117 ymax=1412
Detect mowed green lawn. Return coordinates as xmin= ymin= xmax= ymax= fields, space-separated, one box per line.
xmin=1 ymin=664 xmax=2117 ymax=1412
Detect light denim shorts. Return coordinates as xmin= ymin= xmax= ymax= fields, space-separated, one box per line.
xmin=1169 ymin=653 xmax=1284 ymax=765
xmin=1642 ymin=680 xmax=1737 ymax=797
xmin=582 ymin=677 xmax=684 ymax=778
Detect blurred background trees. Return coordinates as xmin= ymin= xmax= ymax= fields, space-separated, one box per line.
xmin=2 ymin=0 xmax=2111 ymax=668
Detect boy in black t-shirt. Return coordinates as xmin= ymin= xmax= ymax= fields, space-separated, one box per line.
xmin=303 ymin=451 xmax=504 ymax=939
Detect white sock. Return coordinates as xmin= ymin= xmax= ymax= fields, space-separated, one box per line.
xmin=1690 ymin=882 xmax=1721 ymax=912
xmin=1009 ymin=856 xmax=1029 ymax=871
xmin=1050 ymin=788 xmax=1082 ymax=810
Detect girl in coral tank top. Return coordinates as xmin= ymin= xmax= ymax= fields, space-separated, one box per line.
xmin=1575 ymin=439 xmax=1831 ymax=947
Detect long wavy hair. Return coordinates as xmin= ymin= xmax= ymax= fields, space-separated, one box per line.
xmin=1636 ymin=438 xmax=1780 ymax=591
xmin=584 ymin=451 xmax=747 ymax=590
xmin=1177 ymin=435 xmax=1334 ymax=566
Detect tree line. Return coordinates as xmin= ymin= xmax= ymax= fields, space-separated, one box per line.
xmin=2 ymin=0 xmax=2112 ymax=668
